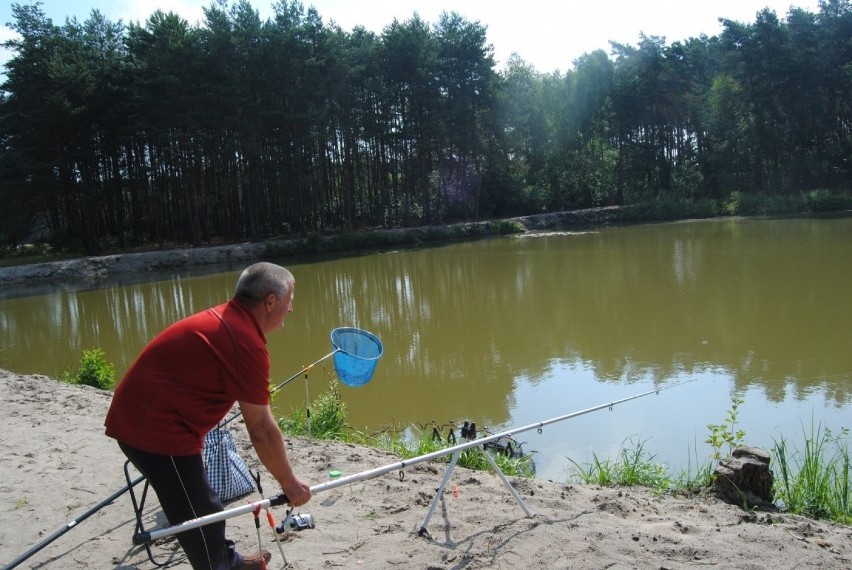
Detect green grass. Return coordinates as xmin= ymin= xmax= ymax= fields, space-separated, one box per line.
xmin=773 ymin=422 xmax=851 ymax=524
xmin=566 ymin=436 xmax=718 ymax=497
xmin=671 ymin=439 xmax=715 ymax=491
xmin=564 ymin=399 xmax=850 ymax=526
xmin=276 ymin=382 xmax=535 ymax=478
xmin=565 ymin=427 xmax=851 ymax=526
xmin=565 ymin=398 xmax=742 ymax=495
xmin=391 ymin=429 xmax=536 ymax=477
xmin=360 ymin=424 xmax=536 ymax=477
xmin=277 ymin=385 xmax=850 ymax=526
xmin=567 ymin=436 xmax=674 ymax=493
xmin=275 ymin=380 xmax=348 ymax=440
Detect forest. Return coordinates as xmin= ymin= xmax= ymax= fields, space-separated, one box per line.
xmin=0 ymin=0 xmax=850 ymax=254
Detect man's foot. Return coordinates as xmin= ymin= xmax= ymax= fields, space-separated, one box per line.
xmin=239 ymin=549 xmax=272 ymax=569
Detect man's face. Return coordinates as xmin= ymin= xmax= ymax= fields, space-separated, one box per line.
xmin=265 ymin=285 xmax=294 ymax=332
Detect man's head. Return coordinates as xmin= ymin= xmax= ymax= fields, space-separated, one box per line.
xmin=235 ymin=262 xmax=295 ymax=332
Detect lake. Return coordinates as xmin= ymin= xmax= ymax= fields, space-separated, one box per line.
xmin=1 ymin=216 xmax=850 ymax=481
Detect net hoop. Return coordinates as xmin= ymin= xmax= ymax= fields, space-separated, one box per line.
xmin=330 ymin=327 xmax=383 ymax=387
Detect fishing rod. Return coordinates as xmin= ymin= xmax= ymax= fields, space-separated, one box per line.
xmin=3 ymin=327 xmax=383 ymax=570
xmin=134 ymin=379 xmax=693 ymax=544
xmin=310 ymin=379 xmax=694 ymax=499
xmin=0 ymin=361 xmax=328 ymax=570
xmin=2 ymin=475 xmax=145 ymax=570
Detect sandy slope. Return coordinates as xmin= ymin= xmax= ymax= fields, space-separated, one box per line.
xmin=1 ymin=369 xmax=849 ymax=569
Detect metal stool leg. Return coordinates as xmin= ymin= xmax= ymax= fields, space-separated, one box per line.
xmin=123 ymin=460 xmax=171 ymax=567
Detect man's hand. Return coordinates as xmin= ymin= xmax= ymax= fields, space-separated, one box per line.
xmin=281 ymin=475 xmax=312 ymax=507
xmin=239 ymin=400 xmax=312 ymax=506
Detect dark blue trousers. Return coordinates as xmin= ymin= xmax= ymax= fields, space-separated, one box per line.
xmin=119 ymin=442 xmax=243 ymax=570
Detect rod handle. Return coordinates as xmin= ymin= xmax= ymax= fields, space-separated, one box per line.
xmin=131 ymin=494 xmax=288 ymax=545
xmin=268 ymin=493 xmax=289 ymax=507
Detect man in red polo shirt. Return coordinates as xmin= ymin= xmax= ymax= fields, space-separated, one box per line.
xmin=105 ymin=262 xmax=311 ymax=570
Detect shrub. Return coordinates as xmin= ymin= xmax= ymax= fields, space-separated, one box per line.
xmin=691 ymin=198 xmax=719 ymax=218
xmin=723 ymin=191 xmax=764 ymax=215
xmin=305 ymin=232 xmax=323 ymax=253
xmin=803 ymin=189 xmax=848 ymax=212
xmin=706 ymin=396 xmax=746 ymax=461
xmin=490 ymin=220 xmax=525 ymax=235
xmin=63 ymin=348 xmax=116 ymax=390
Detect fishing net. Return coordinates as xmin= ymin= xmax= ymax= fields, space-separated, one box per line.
xmin=330 ymin=327 xmax=383 ymax=387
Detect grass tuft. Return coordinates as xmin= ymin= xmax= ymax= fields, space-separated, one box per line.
xmin=276 ymin=380 xmax=348 ymax=440
xmin=276 ymin=383 xmax=535 ymax=478
xmin=277 ymin=386 xmax=850 ymax=525
xmin=773 ymin=422 xmax=851 ymax=524
xmin=567 ymin=436 xmax=673 ymax=493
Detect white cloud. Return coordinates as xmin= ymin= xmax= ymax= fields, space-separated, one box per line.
xmin=110 ymin=0 xmax=207 ymax=26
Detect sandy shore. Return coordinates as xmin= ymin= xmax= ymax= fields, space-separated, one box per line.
xmin=1 ymin=369 xmax=850 ymax=569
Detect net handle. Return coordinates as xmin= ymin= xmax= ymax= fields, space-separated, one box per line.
xmin=220 ymin=327 xmax=382 ymax=427
xmin=219 ymin=350 xmax=338 ymax=429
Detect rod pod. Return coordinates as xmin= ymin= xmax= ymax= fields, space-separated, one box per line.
xmin=134 ymin=380 xmax=692 ymax=544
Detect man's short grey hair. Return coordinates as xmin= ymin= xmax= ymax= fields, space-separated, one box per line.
xmin=234 ymin=262 xmax=294 ymax=305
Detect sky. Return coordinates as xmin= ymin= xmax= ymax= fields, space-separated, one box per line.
xmin=2 ymin=0 xmax=823 ymax=75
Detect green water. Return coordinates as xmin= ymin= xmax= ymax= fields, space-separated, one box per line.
xmin=2 ymin=216 xmax=850 ymax=480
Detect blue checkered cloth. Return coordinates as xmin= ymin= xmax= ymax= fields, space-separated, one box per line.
xmin=202 ymin=427 xmax=255 ymax=501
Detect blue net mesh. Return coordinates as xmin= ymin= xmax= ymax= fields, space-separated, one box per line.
xmin=330 ymin=328 xmax=383 ymax=387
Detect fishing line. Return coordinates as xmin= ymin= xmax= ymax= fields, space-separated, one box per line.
xmin=2 ymin=327 xmax=383 ymax=570
xmin=133 ymin=379 xmax=694 ymax=545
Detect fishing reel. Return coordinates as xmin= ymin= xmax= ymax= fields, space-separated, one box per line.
xmin=275 ymin=512 xmax=315 ymax=533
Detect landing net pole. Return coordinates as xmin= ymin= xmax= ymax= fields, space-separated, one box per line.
xmin=270 ymin=350 xmax=339 ymax=396
xmin=221 ymin=349 xmax=339 ymax=429
xmin=134 ymin=381 xmax=690 ymax=544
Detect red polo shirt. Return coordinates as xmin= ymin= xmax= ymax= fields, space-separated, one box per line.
xmin=105 ymin=298 xmax=269 ymax=455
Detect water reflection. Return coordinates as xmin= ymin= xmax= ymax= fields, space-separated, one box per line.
xmin=1 ymin=217 xmax=850 ymax=480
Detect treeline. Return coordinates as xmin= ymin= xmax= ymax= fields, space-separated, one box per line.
xmin=1 ymin=0 xmax=850 ymax=254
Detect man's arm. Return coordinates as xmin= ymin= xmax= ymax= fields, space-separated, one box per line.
xmin=238 ymin=400 xmax=312 ymax=507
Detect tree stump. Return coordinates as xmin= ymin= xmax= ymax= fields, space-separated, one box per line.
xmin=712 ymin=446 xmax=774 ymax=509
